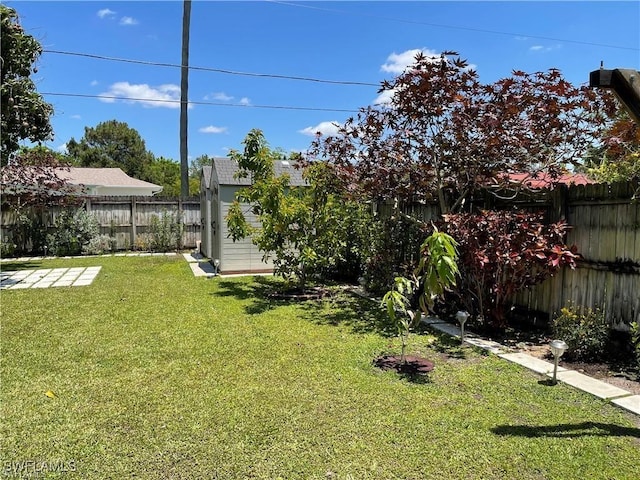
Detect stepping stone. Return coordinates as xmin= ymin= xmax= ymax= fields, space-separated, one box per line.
xmin=499 ymin=352 xmax=565 ymax=375
xmin=612 ymin=395 xmax=640 ymax=415
xmin=551 ymin=370 xmax=631 ymax=400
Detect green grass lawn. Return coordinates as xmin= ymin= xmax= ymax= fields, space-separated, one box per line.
xmin=1 ymin=255 xmax=639 ymax=479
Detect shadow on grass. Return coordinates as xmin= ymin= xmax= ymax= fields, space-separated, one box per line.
xmin=300 ymin=291 xmax=398 ymax=337
xmin=0 ymin=261 xmax=43 ymax=272
xmin=212 ymin=277 xmax=289 ymax=315
xmin=491 ymin=422 xmax=640 ymax=439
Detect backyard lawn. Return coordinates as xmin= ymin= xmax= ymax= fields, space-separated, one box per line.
xmin=1 ymin=255 xmax=638 ymax=479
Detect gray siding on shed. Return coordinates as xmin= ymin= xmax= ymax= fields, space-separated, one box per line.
xmin=206 ymin=157 xmax=307 ymax=274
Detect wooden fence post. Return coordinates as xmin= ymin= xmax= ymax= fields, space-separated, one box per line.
xmin=131 ymin=196 xmax=137 ymax=247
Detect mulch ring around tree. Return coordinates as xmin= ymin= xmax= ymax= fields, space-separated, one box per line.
xmin=374 ymin=354 xmax=435 ymax=376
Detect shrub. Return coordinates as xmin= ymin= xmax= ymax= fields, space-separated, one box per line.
xmin=551 ymin=304 xmax=610 ymax=362
xmin=82 ymin=234 xmax=117 ymax=256
xmin=134 ymin=233 xmax=153 ymax=252
xmin=147 ymin=210 xmax=183 ymax=252
xmin=442 ymin=210 xmax=578 ymax=329
xmin=1 ymin=238 xmax=16 ymax=257
xmin=630 ymin=322 xmax=640 ymax=374
xmin=46 ymin=209 xmax=99 ymax=256
xmin=8 ymin=210 xmax=48 ymax=255
xmin=364 ymin=214 xmax=429 ymax=295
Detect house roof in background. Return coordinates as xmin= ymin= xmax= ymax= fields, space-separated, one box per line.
xmin=212 ymin=157 xmax=306 ymax=187
xmin=56 ymin=168 xmax=162 ymax=191
xmin=507 ymin=172 xmax=596 ymax=189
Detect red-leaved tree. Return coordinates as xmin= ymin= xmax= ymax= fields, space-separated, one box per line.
xmin=1 ymin=147 xmax=79 ymax=254
xmin=310 ymin=51 xmax=616 ymax=213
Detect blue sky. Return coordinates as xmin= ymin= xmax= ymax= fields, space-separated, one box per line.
xmin=9 ymin=0 xmax=640 ymax=164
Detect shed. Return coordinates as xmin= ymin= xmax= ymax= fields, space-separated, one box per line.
xmin=203 ymin=157 xmax=306 ymax=275
xmin=199 ymin=165 xmax=213 ymax=258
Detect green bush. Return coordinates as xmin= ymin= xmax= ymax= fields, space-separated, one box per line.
xmin=551 ymin=304 xmax=610 ymax=362
xmin=1 ymin=238 xmax=17 ymax=257
xmin=147 ymin=210 xmax=183 ymax=252
xmin=82 ymin=234 xmax=117 ymax=256
xmin=47 ymin=209 xmax=99 ymax=256
xmin=630 ymin=322 xmax=640 ymax=374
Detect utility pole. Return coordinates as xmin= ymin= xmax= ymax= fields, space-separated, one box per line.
xmin=180 ymin=0 xmax=191 ymax=198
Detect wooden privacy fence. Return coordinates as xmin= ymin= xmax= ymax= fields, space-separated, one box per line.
xmin=1 ymin=196 xmax=201 ymax=250
xmin=378 ymin=181 xmax=639 ymax=328
xmin=511 ymin=182 xmax=639 ymax=329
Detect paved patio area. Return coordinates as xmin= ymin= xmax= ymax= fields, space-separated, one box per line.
xmin=0 ymin=267 xmax=102 ymax=289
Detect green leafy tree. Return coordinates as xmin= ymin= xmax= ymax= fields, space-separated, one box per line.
xmin=1 ymin=5 xmax=54 ymax=165
xmin=189 ymin=154 xmax=214 ymax=195
xmin=66 ymin=120 xmax=154 ymax=179
xmin=144 ymin=157 xmax=181 ymax=196
xmin=226 ymin=129 xmax=372 ymax=288
xmin=585 ymin=112 xmax=640 ymax=182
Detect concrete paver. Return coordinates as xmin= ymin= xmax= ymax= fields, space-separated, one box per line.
xmin=551 ymin=370 xmax=631 ymax=400
xmin=499 ymin=352 xmax=567 ymax=376
xmin=0 ymin=267 xmax=101 ymax=289
xmin=612 ymin=395 xmax=640 ymax=415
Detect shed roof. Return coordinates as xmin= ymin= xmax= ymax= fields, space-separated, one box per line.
xmin=201 ymin=165 xmax=212 ymax=190
xmin=213 ymin=157 xmax=306 ymax=186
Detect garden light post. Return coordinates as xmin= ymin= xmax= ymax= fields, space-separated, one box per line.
xmin=213 ymin=258 xmax=220 ymax=276
xmin=455 ymin=311 xmax=470 ymax=344
xmin=549 ymin=339 xmax=568 ymax=385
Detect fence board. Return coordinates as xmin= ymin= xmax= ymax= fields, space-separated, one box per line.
xmin=1 ymin=196 xmax=201 ymax=251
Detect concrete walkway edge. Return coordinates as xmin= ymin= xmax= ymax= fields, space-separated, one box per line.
xmin=421 ymin=315 xmax=640 ymax=417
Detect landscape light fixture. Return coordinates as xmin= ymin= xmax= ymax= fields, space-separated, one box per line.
xmin=455 ymin=311 xmax=470 ymax=344
xmin=213 ymin=258 xmax=220 ymax=276
xmin=549 ymin=339 xmax=568 ymax=385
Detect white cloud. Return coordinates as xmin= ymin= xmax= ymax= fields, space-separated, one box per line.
xmin=529 ymin=44 xmax=561 ymax=52
xmin=381 ymin=48 xmax=440 ymax=74
xmin=57 ymin=143 xmax=68 ymax=153
xmin=198 ymin=125 xmax=228 ymax=134
xmin=119 ymin=16 xmax=139 ymax=26
xmin=298 ymin=121 xmax=341 ymax=137
xmin=205 ymin=92 xmax=234 ymax=102
xmin=373 ymin=88 xmax=397 ymax=106
xmin=239 ymin=97 xmax=251 ymax=106
xmin=70 ymin=114 xmax=82 ymax=120
xmin=97 ymin=9 xmax=116 ymax=19
xmin=98 ymin=82 xmax=188 ymax=109
xmin=90 ymin=80 xmax=98 ymax=86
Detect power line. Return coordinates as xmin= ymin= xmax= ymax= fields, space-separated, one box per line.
xmin=267 ymin=1 xmax=640 ymax=52
xmin=42 ymin=49 xmax=380 ymax=87
xmin=41 ymin=92 xmax=361 ymax=113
